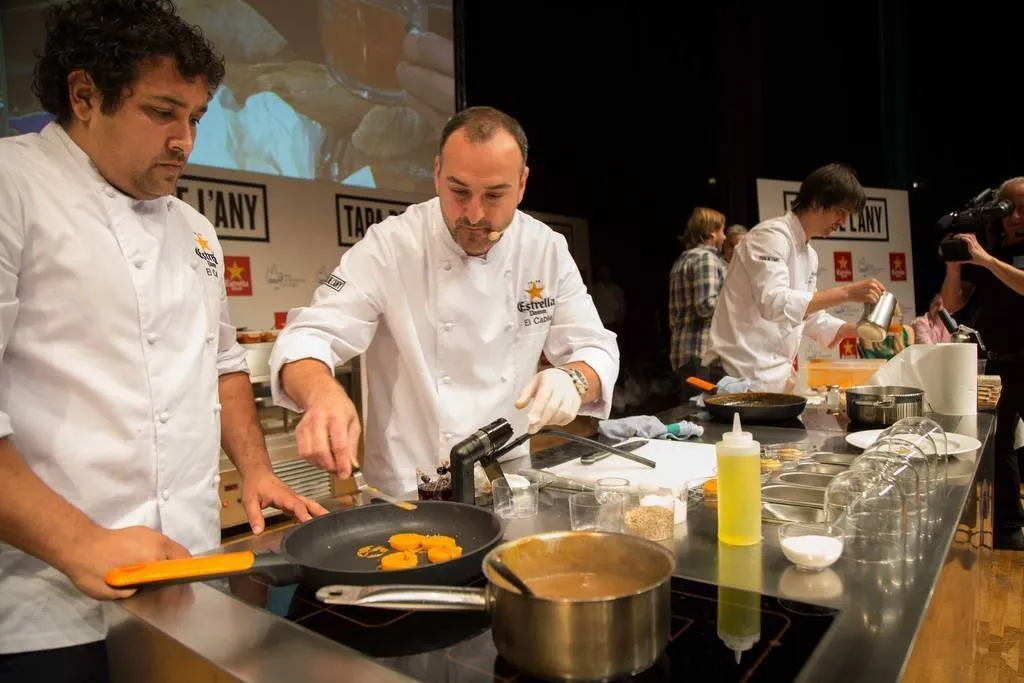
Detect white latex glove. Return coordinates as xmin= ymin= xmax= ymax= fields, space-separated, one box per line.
xmin=515 ymin=368 xmax=582 ymax=434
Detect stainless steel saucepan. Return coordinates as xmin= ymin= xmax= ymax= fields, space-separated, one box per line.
xmin=845 ymin=385 xmax=924 ymax=426
xmin=317 ymin=531 xmax=675 ymax=682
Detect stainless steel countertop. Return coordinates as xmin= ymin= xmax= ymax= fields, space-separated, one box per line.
xmin=107 ymin=409 xmax=994 ymax=683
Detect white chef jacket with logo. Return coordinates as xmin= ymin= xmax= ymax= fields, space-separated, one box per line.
xmin=704 ymin=211 xmax=845 ymax=392
xmin=0 ymin=123 xmax=248 ymax=653
xmin=271 ymin=198 xmax=619 ymax=495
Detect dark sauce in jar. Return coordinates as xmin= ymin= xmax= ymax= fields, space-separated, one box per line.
xmin=417 ymin=463 xmax=453 ymax=501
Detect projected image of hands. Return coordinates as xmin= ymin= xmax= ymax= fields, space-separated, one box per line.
xmin=1 ymin=0 xmax=454 ymax=194
xmin=193 ymin=0 xmax=455 ymax=194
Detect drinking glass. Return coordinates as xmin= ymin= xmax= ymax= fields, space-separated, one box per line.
xmin=569 ymin=493 xmax=623 ymax=531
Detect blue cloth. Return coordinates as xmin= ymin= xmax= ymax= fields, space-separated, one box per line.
xmin=694 ymin=376 xmax=751 ymax=407
xmin=598 ymin=415 xmax=704 ymax=441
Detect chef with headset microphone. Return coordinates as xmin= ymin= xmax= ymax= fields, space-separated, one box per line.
xmin=270 ymin=106 xmax=620 ymax=497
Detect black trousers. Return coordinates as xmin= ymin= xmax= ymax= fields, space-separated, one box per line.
xmin=993 ymin=368 xmax=1024 ymax=535
xmin=0 ymin=641 xmax=108 ymax=683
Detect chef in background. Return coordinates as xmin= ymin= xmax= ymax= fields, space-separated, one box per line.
xmin=271 ymin=106 xmax=620 ymax=495
xmin=704 ymin=163 xmax=885 ymax=391
xmin=0 ymin=3 xmax=322 ymax=682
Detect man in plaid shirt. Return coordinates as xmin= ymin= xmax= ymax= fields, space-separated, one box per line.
xmin=669 ymin=207 xmax=727 ymax=399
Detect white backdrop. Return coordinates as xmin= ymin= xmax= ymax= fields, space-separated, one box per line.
xmin=755 ymin=178 xmax=916 ymax=361
xmin=172 ymin=165 xmax=592 ymax=331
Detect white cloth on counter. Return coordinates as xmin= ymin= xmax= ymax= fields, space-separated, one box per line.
xmin=271 ymin=198 xmax=619 ymax=496
xmin=866 ymin=343 xmax=977 ymax=415
xmin=598 ymin=415 xmax=704 ymax=440
xmin=0 ymin=123 xmax=248 ymax=654
xmin=704 ymin=211 xmax=846 ymax=392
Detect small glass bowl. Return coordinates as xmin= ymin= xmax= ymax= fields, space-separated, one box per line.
xmin=778 ymin=522 xmax=845 ymax=572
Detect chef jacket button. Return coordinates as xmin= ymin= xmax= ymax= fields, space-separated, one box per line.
xmin=443 ymin=322 xmax=454 ymax=332
xmin=161 ymin=489 xmax=170 ymax=502
xmin=505 ymin=270 xmax=511 ymax=279
xmin=206 ymin=333 xmax=216 ymax=343
xmin=501 ymin=375 xmax=508 ymax=382
xmin=214 ymin=403 xmax=222 ymax=413
xmin=191 ymin=261 xmax=201 ymax=270
xmin=146 ymin=333 xmax=158 ymax=345
xmin=133 ymin=259 xmax=146 ymax=269
xmin=105 ymin=188 xmax=117 ymax=198
xmin=440 ymin=375 xmax=451 ymax=385
xmin=159 ymin=412 xmax=170 ymax=423
xmin=444 ymin=432 xmax=453 ymax=440
xmin=506 ymin=321 xmax=514 ymax=330
xmin=443 ymin=262 xmax=452 ymax=271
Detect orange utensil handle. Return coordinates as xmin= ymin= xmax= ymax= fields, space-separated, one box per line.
xmin=686 ymin=376 xmax=717 ymax=392
xmin=105 ymin=551 xmax=257 ymax=589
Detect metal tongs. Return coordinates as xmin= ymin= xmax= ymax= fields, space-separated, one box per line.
xmin=491 ymin=429 xmax=656 ymax=469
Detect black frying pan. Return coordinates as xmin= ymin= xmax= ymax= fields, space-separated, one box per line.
xmin=704 ymin=392 xmax=808 ymax=424
xmin=105 ymin=501 xmax=505 ymax=591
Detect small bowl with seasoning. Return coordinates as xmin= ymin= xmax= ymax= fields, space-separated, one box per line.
xmin=778 ymin=522 xmax=845 ymax=572
xmin=624 ymin=488 xmax=676 ymax=541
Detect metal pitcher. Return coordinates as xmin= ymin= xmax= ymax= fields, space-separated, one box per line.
xmin=856 ymin=291 xmax=898 ymax=342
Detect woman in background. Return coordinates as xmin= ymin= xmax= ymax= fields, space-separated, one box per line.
xmin=721 ymin=224 xmax=747 ymax=264
xmin=910 ymin=293 xmax=952 ymax=344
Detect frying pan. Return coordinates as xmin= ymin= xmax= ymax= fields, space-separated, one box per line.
xmin=686 ymin=376 xmax=807 ymax=424
xmin=105 ymin=501 xmax=505 ymax=591
xmin=704 ymin=392 xmax=808 ymax=424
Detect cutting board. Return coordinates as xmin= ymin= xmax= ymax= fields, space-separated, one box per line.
xmin=545 ymin=440 xmax=717 ymax=495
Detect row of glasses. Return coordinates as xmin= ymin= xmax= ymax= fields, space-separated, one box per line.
xmin=823 ymin=417 xmax=949 ymax=565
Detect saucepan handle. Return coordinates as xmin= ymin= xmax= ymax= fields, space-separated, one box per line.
xmin=315 ymin=584 xmax=490 ymax=612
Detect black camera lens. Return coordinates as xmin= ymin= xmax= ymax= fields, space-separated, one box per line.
xmin=939 ymin=237 xmax=971 ymax=262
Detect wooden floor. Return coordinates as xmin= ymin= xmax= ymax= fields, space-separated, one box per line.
xmin=904 ymin=546 xmax=1024 ymax=683
xmin=976 ymin=549 xmax=1024 ymax=682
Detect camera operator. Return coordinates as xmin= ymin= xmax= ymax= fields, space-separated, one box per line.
xmin=942 ymin=176 xmax=1024 ymax=550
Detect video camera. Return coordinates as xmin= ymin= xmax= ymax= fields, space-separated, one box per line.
xmin=937 ymin=187 xmax=1015 ymax=261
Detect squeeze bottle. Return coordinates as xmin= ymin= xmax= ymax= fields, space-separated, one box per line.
xmin=716 ymin=412 xmax=762 ymax=545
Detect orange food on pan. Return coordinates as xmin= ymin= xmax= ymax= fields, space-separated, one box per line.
xmin=380 ymin=551 xmax=419 ymax=570
xmin=388 ymin=533 xmax=424 ymax=551
xmin=427 ymin=545 xmax=463 ymax=564
xmin=356 ymin=545 xmax=389 ymax=559
xmin=420 ymin=535 xmax=457 ymax=550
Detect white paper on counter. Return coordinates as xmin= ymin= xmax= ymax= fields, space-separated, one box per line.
xmin=544 ymin=440 xmax=717 ymax=497
xmin=866 ymin=343 xmax=977 ymax=415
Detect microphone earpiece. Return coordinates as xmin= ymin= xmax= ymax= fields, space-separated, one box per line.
xmin=487 ymin=231 xmax=501 ymax=241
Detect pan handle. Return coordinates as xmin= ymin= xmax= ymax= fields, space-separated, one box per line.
xmin=315 ymin=584 xmax=489 ymax=612
xmin=105 ymin=551 xmax=298 ymax=589
xmin=687 ymin=376 xmax=717 ymax=393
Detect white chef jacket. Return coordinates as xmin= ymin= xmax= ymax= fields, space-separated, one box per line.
xmin=704 ymin=211 xmax=845 ymax=392
xmin=270 ymin=198 xmax=619 ymax=495
xmin=0 ymin=123 xmax=248 ymax=654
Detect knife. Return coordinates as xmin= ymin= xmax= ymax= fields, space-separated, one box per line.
xmin=580 ymin=439 xmax=649 ymax=466
xmin=352 ymin=471 xmax=417 ymax=511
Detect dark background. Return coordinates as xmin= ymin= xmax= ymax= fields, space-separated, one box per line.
xmin=461 ymin=1 xmax=1024 ymax=370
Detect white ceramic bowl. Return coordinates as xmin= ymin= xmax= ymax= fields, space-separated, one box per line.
xmin=778 ymin=522 xmax=845 ymax=572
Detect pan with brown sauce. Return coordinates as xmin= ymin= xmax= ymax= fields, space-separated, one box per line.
xmin=524 ymin=572 xmax=644 ymax=600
